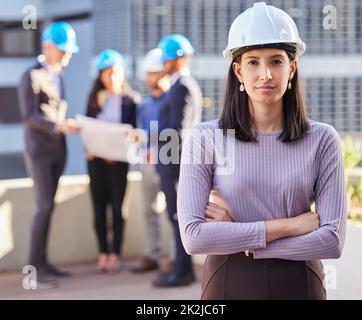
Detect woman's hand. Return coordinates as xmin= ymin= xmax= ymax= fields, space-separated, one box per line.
xmin=205 ymin=190 xmax=234 ymax=222
xmin=205 ymin=202 xmax=234 ymax=222
xmin=206 ymin=190 xmax=253 ymax=254
xmin=288 ymin=211 xmax=320 ymax=236
xmin=86 ymin=152 xmax=95 ymax=161
xmin=103 ymin=158 xmax=115 ymax=164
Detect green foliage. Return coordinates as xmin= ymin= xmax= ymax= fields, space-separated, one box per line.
xmin=354 ymin=178 xmax=362 ymax=202
xmin=341 ymin=135 xmax=362 ymax=169
xmin=341 ymin=135 xmax=362 ymax=221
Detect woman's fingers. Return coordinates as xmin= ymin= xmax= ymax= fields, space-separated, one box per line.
xmin=205 ymin=209 xmax=220 ymax=219
xmin=209 ymin=190 xmax=231 ymax=211
xmin=207 ymin=202 xmax=221 ymax=208
xmin=205 ymin=202 xmax=234 ymax=222
xmin=205 ymin=205 xmax=224 ymax=216
xmin=207 ymin=202 xmax=227 ymax=212
xmin=205 ymin=204 xmax=232 ymax=222
xmin=205 ymin=208 xmax=218 ymax=219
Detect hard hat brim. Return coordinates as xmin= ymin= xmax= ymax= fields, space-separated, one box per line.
xmin=228 ymin=42 xmax=300 ymax=60
xmin=224 ymin=41 xmax=305 ymax=60
xmin=160 ymin=53 xmax=193 ymax=63
xmin=57 ymin=43 xmax=79 ymax=53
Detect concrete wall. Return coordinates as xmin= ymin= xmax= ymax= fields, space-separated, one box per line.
xmin=0 ymin=173 xmax=173 ymax=271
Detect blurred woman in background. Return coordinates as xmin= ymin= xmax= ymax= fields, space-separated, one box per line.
xmin=85 ymin=49 xmax=139 ymax=273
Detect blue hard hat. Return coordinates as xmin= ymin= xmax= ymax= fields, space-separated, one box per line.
xmin=96 ymin=49 xmax=126 ymax=72
xmin=157 ymin=34 xmax=195 ymax=63
xmin=42 ymin=22 xmax=79 ymax=53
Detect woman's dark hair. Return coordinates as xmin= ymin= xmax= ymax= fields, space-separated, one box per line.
xmin=87 ymin=76 xmax=105 ymax=110
xmin=219 ymin=48 xmax=310 ymax=142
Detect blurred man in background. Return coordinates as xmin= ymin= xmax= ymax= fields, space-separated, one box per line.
xmin=153 ymin=34 xmax=202 ymax=287
xmin=18 ymin=22 xmax=80 ymax=288
xmin=131 ymin=48 xmax=174 ymax=274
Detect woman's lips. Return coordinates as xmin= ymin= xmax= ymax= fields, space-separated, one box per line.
xmin=255 ymin=85 xmax=276 ymax=93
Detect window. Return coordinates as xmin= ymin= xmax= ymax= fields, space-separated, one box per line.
xmin=0 ymin=87 xmax=22 ymax=124
xmin=0 ymin=22 xmax=41 ymax=57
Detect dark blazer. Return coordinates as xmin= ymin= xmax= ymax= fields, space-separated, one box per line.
xmin=85 ymin=91 xmax=138 ymax=128
xmin=18 ymin=62 xmax=67 ymax=158
xmin=157 ymin=74 xmax=202 ymax=177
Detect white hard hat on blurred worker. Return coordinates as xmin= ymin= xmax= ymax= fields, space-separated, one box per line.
xmin=141 ymin=48 xmax=164 ymax=74
xmin=223 ymin=2 xmax=306 ymax=60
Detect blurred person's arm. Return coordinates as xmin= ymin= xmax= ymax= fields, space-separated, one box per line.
xmin=18 ymin=70 xmax=58 ymax=135
xmin=168 ymin=85 xmax=189 ymax=131
xmin=18 ymin=71 xmax=79 ymax=135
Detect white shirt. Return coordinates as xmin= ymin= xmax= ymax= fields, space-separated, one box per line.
xmin=170 ymin=68 xmax=191 ymax=86
xmin=97 ymin=94 xmax=122 ymax=123
xmin=38 ymin=55 xmax=62 ymax=97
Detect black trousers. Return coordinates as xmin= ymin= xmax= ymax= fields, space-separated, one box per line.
xmin=159 ymin=174 xmax=193 ymax=277
xmin=25 ymin=152 xmax=66 ymax=268
xmin=87 ymin=158 xmax=128 ymax=254
xmin=201 ymin=252 xmax=326 ymax=300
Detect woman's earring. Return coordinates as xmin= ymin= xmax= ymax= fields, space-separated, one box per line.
xmin=288 ymin=80 xmax=292 ymax=90
xmin=239 ymin=82 xmax=245 ymax=92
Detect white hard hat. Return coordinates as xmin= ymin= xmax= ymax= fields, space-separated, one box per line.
xmin=223 ymin=2 xmax=306 ymax=60
xmin=141 ymin=48 xmax=164 ymax=73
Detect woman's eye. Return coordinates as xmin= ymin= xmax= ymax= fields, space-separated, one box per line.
xmin=272 ymin=60 xmax=282 ymax=65
xmin=248 ymin=60 xmax=257 ymax=65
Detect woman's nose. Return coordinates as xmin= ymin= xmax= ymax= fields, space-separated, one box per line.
xmin=259 ymin=66 xmax=272 ymax=81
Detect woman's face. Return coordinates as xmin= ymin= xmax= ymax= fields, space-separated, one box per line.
xmin=233 ymin=48 xmax=297 ymax=106
xmin=100 ymin=64 xmax=125 ymax=94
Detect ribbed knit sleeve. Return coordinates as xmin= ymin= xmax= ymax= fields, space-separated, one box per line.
xmin=253 ymin=125 xmax=347 ymax=260
xmin=177 ymin=123 xmax=267 ymax=255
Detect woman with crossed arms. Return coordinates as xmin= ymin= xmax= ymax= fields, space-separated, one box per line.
xmin=177 ymin=2 xmax=347 ymax=300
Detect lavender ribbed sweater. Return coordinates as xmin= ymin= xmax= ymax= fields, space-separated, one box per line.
xmin=177 ymin=119 xmax=347 ymax=261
